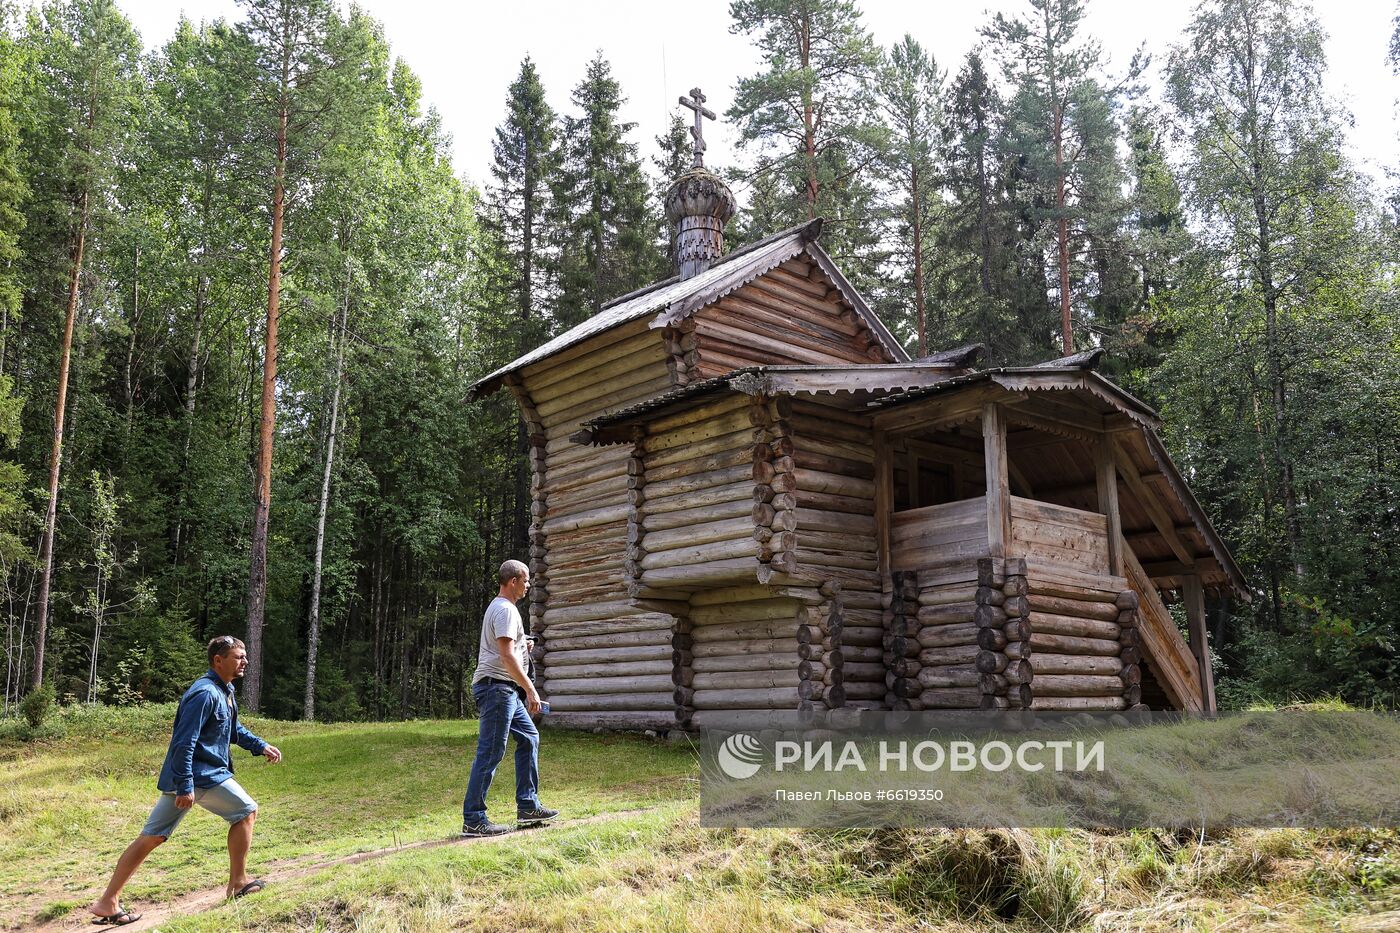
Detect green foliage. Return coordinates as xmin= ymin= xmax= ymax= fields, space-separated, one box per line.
xmin=19 ymin=682 xmax=53 ymax=728
xmin=0 ymin=0 xmax=1395 ymax=719
xmin=875 ymin=35 xmax=943 ymax=354
xmin=727 ymin=0 xmax=887 ymax=292
xmin=552 ymin=53 xmax=663 ymax=329
xmin=486 ymin=56 xmax=560 ymax=350
xmin=0 ymin=1 xmax=27 ymax=327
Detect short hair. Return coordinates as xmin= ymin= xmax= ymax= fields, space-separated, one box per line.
xmin=498 ymin=559 xmax=529 ymax=585
xmin=208 ymin=635 xmax=246 ymax=664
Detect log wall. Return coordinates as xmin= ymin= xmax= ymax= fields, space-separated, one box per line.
xmin=687 ymin=257 xmax=891 ymax=380
xmin=675 ymin=585 xmax=846 ymax=725
xmin=520 ymin=317 xmax=678 ymax=730
xmin=633 ymin=393 xmax=762 ymax=591
xmin=1009 ymin=497 xmax=1110 ymax=576
xmin=778 ymin=399 xmax=883 ymax=706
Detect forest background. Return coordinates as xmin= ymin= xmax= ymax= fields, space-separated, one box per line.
xmin=0 ymin=0 xmax=1397 ymax=722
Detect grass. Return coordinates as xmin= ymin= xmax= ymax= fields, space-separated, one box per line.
xmin=0 ymin=704 xmax=695 ymax=928
xmin=4 ymin=705 xmax=1398 ymax=931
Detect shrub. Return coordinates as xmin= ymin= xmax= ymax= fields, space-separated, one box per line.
xmin=20 ymin=684 xmax=55 ymax=729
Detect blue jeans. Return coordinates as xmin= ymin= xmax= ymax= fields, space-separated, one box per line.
xmin=462 ymin=680 xmax=541 ymax=824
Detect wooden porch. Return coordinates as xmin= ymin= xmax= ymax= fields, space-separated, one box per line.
xmin=874 ymin=398 xmax=1215 ymax=713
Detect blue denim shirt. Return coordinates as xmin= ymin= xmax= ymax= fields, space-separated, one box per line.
xmin=157 ymin=669 xmax=267 ymax=794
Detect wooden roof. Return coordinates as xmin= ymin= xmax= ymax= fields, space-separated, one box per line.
xmin=579 ymin=351 xmax=985 ymax=444
xmin=468 ymin=219 xmax=909 ymax=400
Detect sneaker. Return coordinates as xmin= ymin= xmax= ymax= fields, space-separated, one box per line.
xmin=517 ymin=806 xmax=559 ymax=824
xmin=460 ymin=820 xmax=512 ymax=837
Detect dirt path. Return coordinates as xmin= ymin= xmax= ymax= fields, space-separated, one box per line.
xmin=31 ymin=807 xmax=659 ymax=932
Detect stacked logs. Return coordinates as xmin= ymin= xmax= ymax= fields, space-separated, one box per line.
xmin=662 ymin=319 xmax=698 ymax=387
xmin=798 ymin=582 xmax=846 ymax=710
xmin=681 ymin=591 xmax=804 ymax=726
xmin=834 ymin=587 xmax=885 ymax=708
xmin=523 ymin=319 xmax=679 ymax=729
xmin=538 ymin=601 xmax=677 ymax=719
xmin=503 ymin=373 xmax=551 ymax=687
xmin=688 ymin=257 xmax=890 ymax=380
xmin=1116 ymin=590 xmax=1145 ymax=710
xmin=633 ymin=396 xmax=760 ymax=590
xmin=974 ymin=558 xmax=1029 ymax=710
xmin=750 ymin=398 xmax=798 ymax=581
xmin=782 ymin=400 xmax=880 ymax=592
xmin=911 ymin=564 xmax=986 ymax=709
xmin=774 ymin=398 xmax=883 ymax=707
xmin=883 ymin=571 xmax=923 ymax=709
xmin=1021 ymin=573 xmax=1137 ymax=712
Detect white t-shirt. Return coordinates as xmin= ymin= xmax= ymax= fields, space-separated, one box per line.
xmin=472 ymin=596 xmax=528 ymax=685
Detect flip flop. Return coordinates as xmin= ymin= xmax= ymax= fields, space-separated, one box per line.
xmin=91 ymin=910 xmax=141 ymax=926
xmin=233 ymin=879 xmax=266 ymax=899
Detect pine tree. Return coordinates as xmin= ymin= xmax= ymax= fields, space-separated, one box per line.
xmin=982 ymin=0 xmax=1133 ymax=354
xmin=20 ymin=0 xmax=142 ymax=690
xmin=727 ymin=0 xmax=886 ymax=288
xmin=552 ymin=53 xmax=659 ymax=330
xmin=237 ymin=0 xmax=349 ymax=710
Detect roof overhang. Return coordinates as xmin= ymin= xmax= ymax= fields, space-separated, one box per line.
xmin=579 ymin=354 xmax=984 ymax=445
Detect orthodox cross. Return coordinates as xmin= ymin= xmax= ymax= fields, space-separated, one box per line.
xmin=678 ymin=87 xmax=715 ymax=169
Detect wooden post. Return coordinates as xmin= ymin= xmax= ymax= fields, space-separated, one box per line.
xmin=906 ymin=449 xmax=920 ymax=509
xmin=874 ymin=429 xmax=892 ymax=598
xmin=1182 ymin=574 xmax=1217 ymax=713
xmin=1095 ymin=438 xmax=1123 ymax=576
xmin=982 ymin=403 xmax=1009 ymax=558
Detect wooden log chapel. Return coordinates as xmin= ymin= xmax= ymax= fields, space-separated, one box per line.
xmin=469 ymin=89 xmax=1245 ymax=731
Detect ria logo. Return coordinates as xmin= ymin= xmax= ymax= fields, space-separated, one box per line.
xmin=717 ymin=733 xmax=764 ymax=779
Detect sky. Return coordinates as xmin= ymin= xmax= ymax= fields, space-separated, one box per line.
xmin=114 ymin=0 xmax=1399 ymax=196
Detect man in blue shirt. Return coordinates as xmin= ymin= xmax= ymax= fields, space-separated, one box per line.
xmin=88 ymin=636 xmax=283 ymax=926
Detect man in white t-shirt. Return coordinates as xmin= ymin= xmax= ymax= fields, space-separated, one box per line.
xmin=461 ymin=559 xmax=558 ymax=836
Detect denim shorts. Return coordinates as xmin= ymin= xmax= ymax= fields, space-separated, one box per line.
xmin=140 ymin=778 xmax=258 ymax=838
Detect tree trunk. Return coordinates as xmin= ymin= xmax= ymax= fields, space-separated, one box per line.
xmin=245 ymin=101 xmax=289 ymax=712
xmin=1055 ymin=104 xmax=1072 ymax=355
xmin=1251 ymin=160 xmax=1301 ymax=577
xmin=175 ymin=169 xmax=213 ymax=564
xmin=910 ymin=165 xmax=927 ymax=357
xmin=800 ymin=11 xmax=817 ymax=217
xmin=31 ymin=187 xmax=90 ymax=692
xmin=303 ymin=253 xmax=350 ymax=721
xmin=123 ymin=241 xmax=140 ymax=441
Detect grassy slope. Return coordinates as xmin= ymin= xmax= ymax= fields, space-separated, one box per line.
xmin=0 ymin=705 xmax=694 ymax=927
xmin=4 ymin=706 xmax=1398 ymax=932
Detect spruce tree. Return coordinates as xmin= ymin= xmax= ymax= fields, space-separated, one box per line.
xmin=652 ymin=112 xmax=690 ymax=268
xmin=552 ymin=53 xmax=658 ymax=330
xmin=487 ymin=57 xmax=560 ymax=355
xmin=877 ymin=35 xmax=943 ymax=355
xmin=938 ymin=52 xmax=1021 ymax=362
